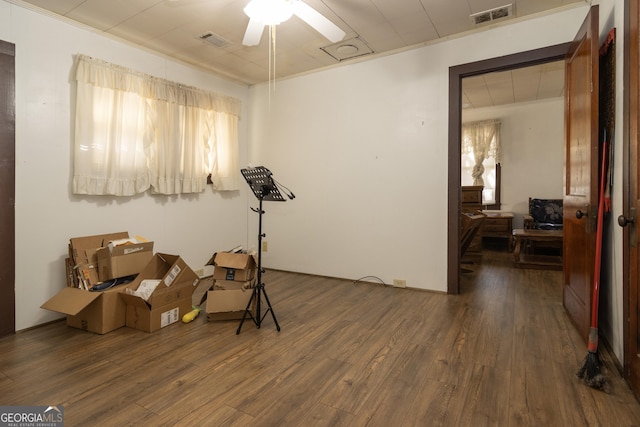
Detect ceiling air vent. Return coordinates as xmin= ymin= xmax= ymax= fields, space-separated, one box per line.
xmin=321 ymin=37 xmax=374 ymax=62
xmin=199 ymin=32 xmax=232 ymax=48
xmin=470 ymin=4 xmax=513 ymax=25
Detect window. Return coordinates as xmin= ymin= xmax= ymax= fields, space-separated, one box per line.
xmin=72 ymin=55 xmax=241 ymax=196
xmin=461 ymin=119 xmax=501 ymax=206
xmin=461 ymin=154 xmax=498 ymax=204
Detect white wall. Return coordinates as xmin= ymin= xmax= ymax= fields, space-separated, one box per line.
xmin=463 ymin=98 xmax=565 ymax=228
xmin=0 ymin=1 xmax=251 ymax=330
xmin=248 ymin=7 xmax=590 ymax=293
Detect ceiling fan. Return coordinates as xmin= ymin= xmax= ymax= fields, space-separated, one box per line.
xmin=242 ymin=0 xmax=346 ymax=46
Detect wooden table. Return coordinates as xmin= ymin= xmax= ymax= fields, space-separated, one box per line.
xmin=482 ymin=211 xmax=514 ymax=249
xmin=512 ymin=228 xmax=563 ymax=270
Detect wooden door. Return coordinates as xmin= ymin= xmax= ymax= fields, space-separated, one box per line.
xmin=622 ymin=0 xmax=640 ymax=400
xmin=563 ymin=6 xmax=599 ymax=342
xmin=0 ymin=40 xmax=15 ymax=338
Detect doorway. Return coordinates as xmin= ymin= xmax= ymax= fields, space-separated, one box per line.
xmin=460 ymin=62 xmax=565 ymax=219
xmin=448 ymin=43 xmax=571 ymax=295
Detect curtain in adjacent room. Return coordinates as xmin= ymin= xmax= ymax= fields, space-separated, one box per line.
xmin=72 ymin=54 xmax=241 ymax=196
xmin=461 ymin=119 xmax=501 ymax=186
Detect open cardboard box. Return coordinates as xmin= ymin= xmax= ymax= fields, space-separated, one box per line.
xmin=43 ymin=231 xmax=140 ymax=334
xmin=41 ymin=283 xmax=129 ymax=334
xmin=205 ymin=251 xmax=258 ymax=321
xmin=120 ymin=253 xmax=199 ymax=332
xmin=43 ymin=232 xmax=157 ymax=334
xmin=212 ymin=252 xmax=257 ymax=282
xmin=192 ymin=276 xmax=214 ymax=307
xmin=206 ymin=287 xmax=255 ymax=321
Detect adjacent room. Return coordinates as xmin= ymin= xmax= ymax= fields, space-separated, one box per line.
xmin=1 ymin=0 xmax=640 ymax=425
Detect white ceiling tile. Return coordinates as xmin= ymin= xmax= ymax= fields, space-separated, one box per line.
xmin=512 ymin=72 xmax=541 ymax=102
xmin=421 ymin=0 xmax=474 ymax=37
xmin=65 ymin=0 xmax=161 ymax=30
xmin=371 ymin=0 xmax=427 ymax=20
xmin=515 ymin=0 xmax=564 ymax=16
xmin=390 ymin=14 xmax=439 ymax=40
xmin=19 ymin=0 xmax=86 ymax=15
xmin=538 ymin=64 xmax=565 ymax=98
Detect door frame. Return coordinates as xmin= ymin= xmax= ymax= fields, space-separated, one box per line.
xmin=448 ymin=43 xmax=571 ymax=294
xmin=623 ymin=0 xmax=640 ymax=399
xmin=0 ymin=39 xmax=15 ymax=337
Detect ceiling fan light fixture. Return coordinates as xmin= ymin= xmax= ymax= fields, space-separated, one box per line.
xmin=244 ymin=0 xmax=294 ymax=25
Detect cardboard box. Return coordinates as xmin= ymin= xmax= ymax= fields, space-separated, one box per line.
xmin=69 ymin=232 xmax=130 ymax=265
xmin=214 ymin=279 xmax=253 ymax=291
xmin=213 ymin=252 xmax=257 ymax=282
xmin=68 ymin=232 xmax=130 ymax=289
xmin=119 ymin=253 xmax=199 ymax=332
xmin=41 ymin=284 xmax=128 ymax=334
xmin=192 ymin=276 xmax=214 ymax=306
xmin=206 ymin=288 xmax=255 ymax=321
xmin=43 ymin=231 xmax=151 ymax=334
xmin=96 ymin=241 xmax=153 ymax=281
xmin=124 ymin=296 xmax=193 ymax=333
xmin=64 ymin=257 xmax=74 ymax=288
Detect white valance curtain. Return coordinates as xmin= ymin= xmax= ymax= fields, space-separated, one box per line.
xmin=461 ymin=119 xmax=501 ymax=186
xmin=72 ymin=54 xmax=241 ymax=196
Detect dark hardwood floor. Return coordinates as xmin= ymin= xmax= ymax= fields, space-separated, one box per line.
xmin=1 ymin=247 xmax=639 ymax=426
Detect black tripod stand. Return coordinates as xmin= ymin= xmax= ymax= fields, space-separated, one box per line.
xmin=236 ymin=166 xmax=286 ymax=334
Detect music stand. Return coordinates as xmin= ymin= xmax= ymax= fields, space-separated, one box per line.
xmin=236 ymin=166 xmax=285 ymax=334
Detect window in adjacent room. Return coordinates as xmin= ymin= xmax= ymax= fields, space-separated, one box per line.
xmin=461 ymin=119 xmax=501 ymax=207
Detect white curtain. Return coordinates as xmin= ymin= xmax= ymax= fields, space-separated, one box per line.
xmin=72 ymin=54 xmax=241 ymax=196
xmin=209 ymin=111 xmax=240 ymax=191
xmin=73 ymin=64 xmax=150 ymax=196
xmin=461 ymin=119 xmax=501 ymax=186
xmin=146 ymin=96 xmax=210 ymax=194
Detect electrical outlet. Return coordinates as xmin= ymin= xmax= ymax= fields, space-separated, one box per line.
xmin=393 ymin=279 xmax=406 ymax=288
xmin=262 ymin=241 xmax=268 ymax=252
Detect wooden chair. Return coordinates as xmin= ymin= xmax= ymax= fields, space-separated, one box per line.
xmin=523 ymin=197 xmax=563 ymax=255
xmin=524 ymin=197 xmax=563 ymax=230
xmin=460 ymin=211 xmax=486 ymax=272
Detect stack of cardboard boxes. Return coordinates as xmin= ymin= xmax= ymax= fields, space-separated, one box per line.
xmin=41 ymin=232 xmax=198 ymax=334
xmin=205 ymin=252 xmax=257 ymax=321
xmin=41 ymin=234 xmax=261 ymax=334
xmin=65 ymin=232 xmax=153 ymax=289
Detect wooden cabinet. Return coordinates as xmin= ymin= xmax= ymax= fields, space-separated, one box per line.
xmin=482 ymin=211 xmax=514 ymax=249
xmin=461 ymin=186 xmax=483 ymax=211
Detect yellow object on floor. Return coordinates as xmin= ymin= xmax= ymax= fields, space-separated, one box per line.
xmin=182 ymin=307 xmax=201 ymax=323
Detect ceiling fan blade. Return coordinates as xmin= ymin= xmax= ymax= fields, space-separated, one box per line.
xmin=242 ymin=18 xmax=265 ymax=46
xmin=292 ymin=1 xmax=345 ymax=43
